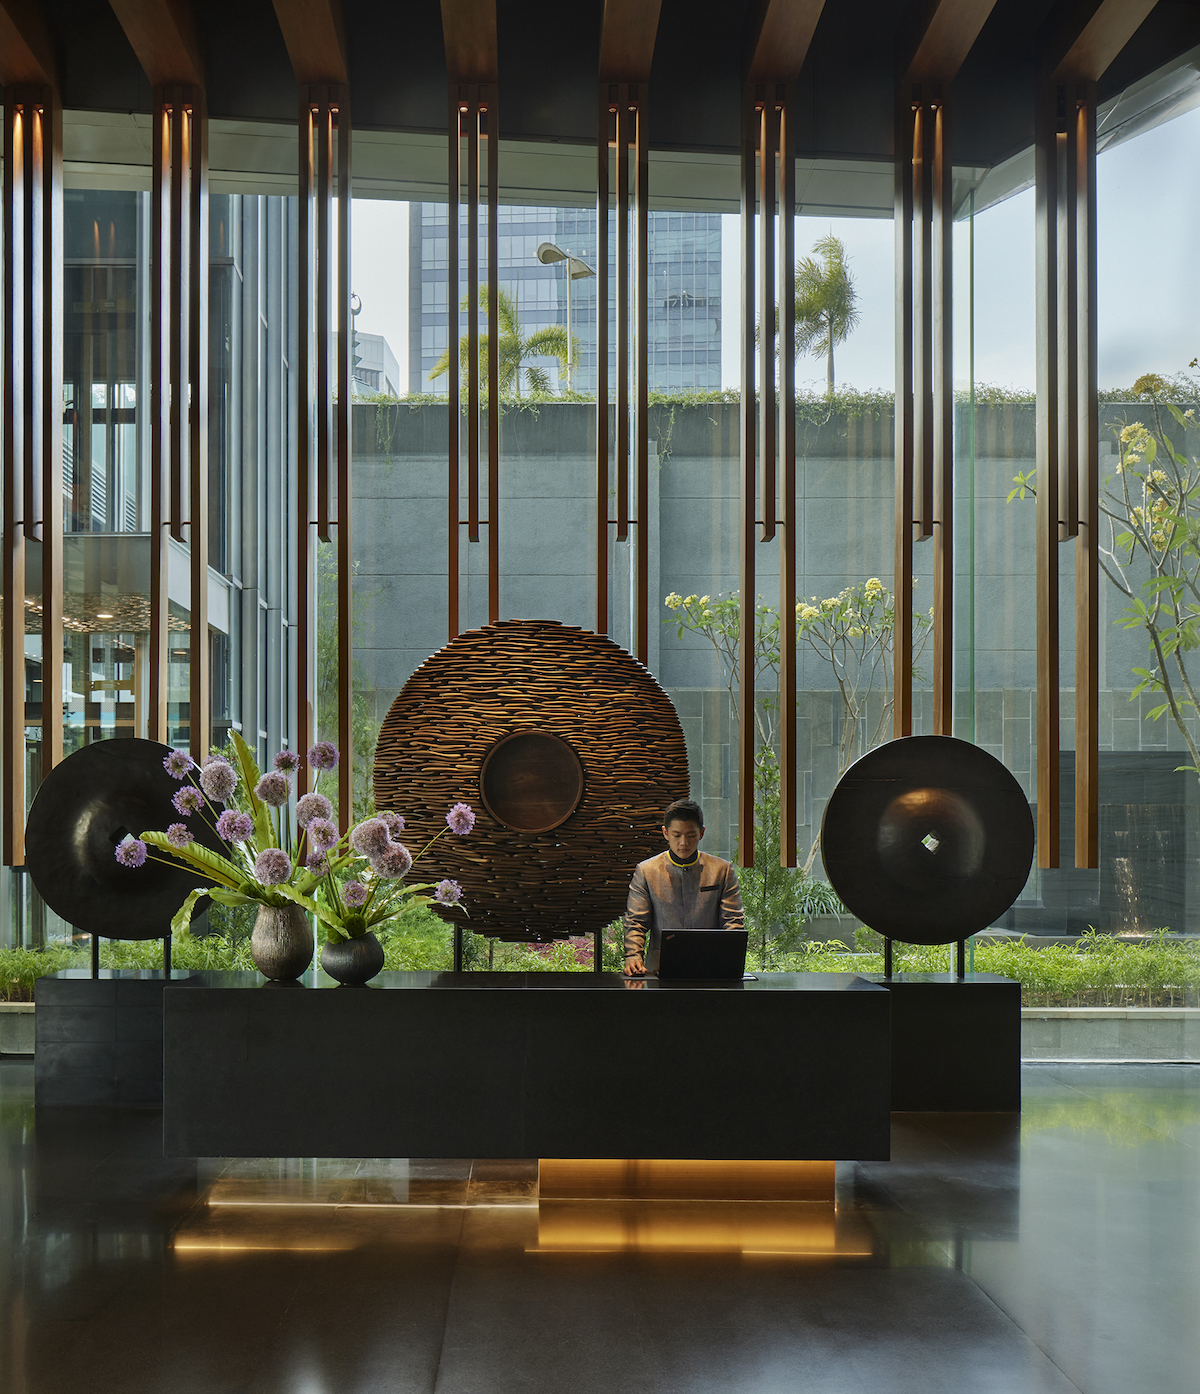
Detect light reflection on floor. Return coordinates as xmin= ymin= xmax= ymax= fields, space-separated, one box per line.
xmin=3 ymin=1061 xmax=1200 ymax=1392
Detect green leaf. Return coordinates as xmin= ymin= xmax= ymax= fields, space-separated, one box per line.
xmin=274 ymin=882 xmax=340 ymax=932
xmin=207 ymin=886 xmax=255 ymax=907
xmin=231 ymin=730 xmax=273 ymax=848
xmin=170 ymin=887 xmax=207 ymax=937
xmin=140 ymin=832 xmax=243 ymax=887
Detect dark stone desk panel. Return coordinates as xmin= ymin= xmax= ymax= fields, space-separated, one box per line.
xmin=865 ymin=973 xmax=1022 ymax=1112
xmin=162 ymin=971 xmax=892 ymax=1160
xmin=35 ymin=972 xmax=202 ymax=1107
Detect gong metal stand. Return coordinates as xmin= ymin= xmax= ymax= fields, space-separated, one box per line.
xmin=883 ymin=937 xmax=892 ymax=979
xmin=91 ymin=932 xmax=100 ymax=979
xmin=955 ymin=937 xmax=966 ymax=979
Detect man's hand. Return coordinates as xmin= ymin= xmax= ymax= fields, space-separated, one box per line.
xmin=624 ymin=954 xmax=645 ymax=976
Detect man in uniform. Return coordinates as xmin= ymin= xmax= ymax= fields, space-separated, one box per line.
xmin=623 ymin=798 xmax=745 ymax=975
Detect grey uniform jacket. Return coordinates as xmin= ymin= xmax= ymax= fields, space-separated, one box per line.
xmin=623 ymin=851 xmax=745 ymax=971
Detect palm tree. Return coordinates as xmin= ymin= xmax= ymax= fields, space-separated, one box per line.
xmin=428 ymin=287 xmax=572 ymax=397
xmin=794 ymin=234 xmax=860 ymax=396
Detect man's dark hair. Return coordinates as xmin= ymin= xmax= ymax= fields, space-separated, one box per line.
xmin=662 ymin=798 xmax=704 ymax=828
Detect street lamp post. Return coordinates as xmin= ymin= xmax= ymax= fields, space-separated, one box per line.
xmin=536 ymin=241 xmax=595 ymax=392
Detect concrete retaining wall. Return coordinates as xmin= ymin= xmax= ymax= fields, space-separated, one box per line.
xmin=1022 ymin=1007 xmax=1200 ymax=1061
xmin=0 ymin=1003 xmax=34 ymax=1054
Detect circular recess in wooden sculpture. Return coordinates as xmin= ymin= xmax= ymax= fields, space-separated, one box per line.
xmin=479 ymin=729 xmax=585 ymax=833
xmin=373 ymin=619 xmax=689 ymax=942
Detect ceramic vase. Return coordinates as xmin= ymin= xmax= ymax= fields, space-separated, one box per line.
xmin=250 ymin=903 xmax=314 ymax=981
xmin=320 ymin=931 xmax=385 ymax=987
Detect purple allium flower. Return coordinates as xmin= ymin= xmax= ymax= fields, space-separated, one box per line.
xmin=172 ymin=786 xmax=204 ymax=816
xmin=342 ymin=880 xmax=369 ymax=907
xmin=166 ymin=822 xmax=192 ymax=849
xmin=203 ymin=752 xmax=230 ymax=767
xmin=446 ymin=802 xmax=476 ymax=836
xmin=273 ymin=749 xmax=301 ymax=774
xmin=370 ymin=841 xmax=413 ymax=879
xmin=296 ymin=792 xmax=333 ymax=828
xmin=115 ymin=837 xmax=147 ymax=868
xmin=381 ymin=811 xmax=405 ymax=839
xmin=307 ymin=740 xmax=339 ymax=771
xmin=434 ymin=879 xmax=463 ymax=905
xmin=162 ymin=748 xmax=194 ymax=780
xmin=216 ymin=809 xmax=254 ymax=843
xmin=307 ymin=817 xmax=339 ymax=852
xmin=350 ymin=818 xmax=389 ymax=858
xmin=199 ymin=760 xmax=237 ymax=803
xmin=255 ymin=772 xmax=291 ymax=807
xmin=305 ymin=852 xmax=329 ymax=876
xmin=253 ymin=848 xmax=291 ymax=886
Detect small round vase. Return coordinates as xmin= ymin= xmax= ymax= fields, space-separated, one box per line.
xmin=250 ymin=903 xmax=314 ymax=981
xmin=321 ymin=931 xmax=385 ymax=987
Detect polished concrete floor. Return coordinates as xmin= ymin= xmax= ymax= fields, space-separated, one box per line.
xmin=1 ymin=1058 xmax=1198 ymax=1393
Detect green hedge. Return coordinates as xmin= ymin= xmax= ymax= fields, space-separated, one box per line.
xmin=3 ymin=925 xmax=1198 ymax=1006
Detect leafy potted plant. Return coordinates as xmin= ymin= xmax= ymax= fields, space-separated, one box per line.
xmin=115 ymin=732 xmax=472 ymax=985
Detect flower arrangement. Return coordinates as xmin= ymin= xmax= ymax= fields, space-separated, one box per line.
xmin=116 ymin=731 xmax=472 ymax=944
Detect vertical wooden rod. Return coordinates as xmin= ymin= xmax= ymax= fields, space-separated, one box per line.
xmin=169 ymin=88 xmax=188 ymax=545
xmin=336 ymin=96 xmax=353 ymax=829
xmin=486 ymin=92 xmax=500 ymax=624
xmin=2 ymin=99 xmax=27 ymax=863
xmin=187 ymin=97 xmax=210 ymax=760
xmin=1058 ymin=90 xmax=1080 ymax=539
xmin=757 ymin=95 xmax=776 ymax=544
xmin=778 ymin=87 xmax=797 ymax=867
xmin=595 ymin=93 xmax=611 ymax=634
xmin=633 ymin=94 xmax=649 ymax=665
xmin=893 ymin=91 xmax=915 ymax=739
xmin=1034 ymin=77 xmax=1061 ymax=869
xmin=1075 ymin=83 xmax=1099 ymax=869
xmin=448 ymin=96 xmax=461 ymax=640
xmin=615 ymin=95 xmax=630 ymax=543
xmin=931 ymin=94 xmax=953 ymax=736
xmin=149 ymin=95 xmax=172 ymax=743
xmin=316 ymin=96 xmax=333 ymax=543
xmin=295 ymin=95 xmax=315 ymax=795
xmin=41 ymin=94 xmax=64 ymax=776
xmin=738 ymin=88 xmax=757 ymax=867
xmin=911 ymin=98 xmax=931 ymax=539
xmin=467 ymin=98 xmax=480 ymax=543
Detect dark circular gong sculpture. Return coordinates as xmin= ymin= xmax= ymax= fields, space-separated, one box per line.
xmin=820 ymin=735 xmax=1034 ymax=946
xmin=373 ymin=619 xmax=689 ymax=941
xmin=26 ymin=738 xmax=226 ymax=940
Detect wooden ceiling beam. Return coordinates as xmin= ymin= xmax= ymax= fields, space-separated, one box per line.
xmin=1042 ymin=0 xmax=1160 ymax=81
xmin=270 ymin=0 xmax=348 ymax=86
xmin=744 ymin=0 xmax=827 ymax=83
xmin=107 ymin=0 xmax=204 ymax=87
xmin=599 ymin=0 xmax=662 ymax=83
xmin=0 ymin=0 xmax=57 ymax=86
xmin=898 ymin=0 xmax=1000 ymax=83
xmin=440 ymin=0 xmax=497 ymax=84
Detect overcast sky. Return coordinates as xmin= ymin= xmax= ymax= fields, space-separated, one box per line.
xmin=352 ymin=103 xmax=1200 ymax=397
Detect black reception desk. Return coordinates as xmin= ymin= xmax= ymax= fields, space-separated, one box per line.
xmin=162 ymin=971 xmax=892 ymax=1161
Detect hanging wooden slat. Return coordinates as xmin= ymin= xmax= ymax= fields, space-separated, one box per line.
xmin=295 ymin=93 xmax=315 ymax=791
xmin=614 ymin=98 xmax=630 ymax=546
xmin=187 ymin=95 xmax=210 ymax=760
xmin=893 ymin=92 xmax=915 ymax=741
xmin=1074 ymin=82 xmax=1099 ymax=870
xmin=2 ymin=85 xmax=62 ymax=865
xmin=595 ymin=94 xmax=612 ymax=635
xmin=336 ymin=95 xmax=353 ymax=828
xmin=737 ymin=86 xmax=758 ymax=867
xmin=448 ymin=95 xmax=462 ymax=640
xmin=486 ymin=93 xmax=500 ymax=625
xmin=1034 ymin=74 xmax=1061 ymax=869
xmin=777 ymin=84 xmax=797 ymax=866
xmin=930 ymin=91 xmax=953 ymax=737
xmin=633 ymin=91 xmax=649 ymax=665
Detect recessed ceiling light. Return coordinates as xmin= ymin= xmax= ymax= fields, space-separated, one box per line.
xmin=96 ymin=612 xmax=113 ymax=620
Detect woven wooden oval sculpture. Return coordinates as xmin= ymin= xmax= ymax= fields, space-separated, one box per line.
xmin=373 ymin=619 xmax=689 ymax=941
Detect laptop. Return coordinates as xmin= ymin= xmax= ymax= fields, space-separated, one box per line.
xmin=655 ymin=929 xmax=749 ymax=981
